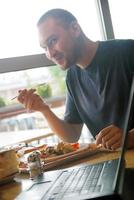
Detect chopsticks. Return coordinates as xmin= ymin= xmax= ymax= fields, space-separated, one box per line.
xmin=11 ymin=82 xmax=47 ymax=100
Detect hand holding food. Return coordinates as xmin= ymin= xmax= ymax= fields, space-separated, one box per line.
xmin=17 ymin=89 xmax=49 ymax=112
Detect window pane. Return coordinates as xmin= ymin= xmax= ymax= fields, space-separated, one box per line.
xmin=109 ymin=0 xmax=134 ymax=39
xmin=0 ymin=67 xmax=92 ymax=145
xmin=0 ymin=66 xmax=66 ymax=137
xmin=0 ymin=0 xmax=102 ymax=59
xmin=0 ymin=66 xmax=66 ymax=106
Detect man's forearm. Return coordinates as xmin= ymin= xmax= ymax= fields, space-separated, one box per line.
xmin=41 ymin=105 xmax=82 ymax=143
xmin=16 ymin=89 xmax=82 ymax=142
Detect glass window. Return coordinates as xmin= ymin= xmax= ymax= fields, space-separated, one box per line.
xmin=0 ymin=0 xmax=102 ymax=59
xmin=0 ymin=66 xmax=66 ymax=145
xmin=0 ymin=66 xmax=66 ymax=104
xmin=108 ymin=0 xmax=134 ymax=39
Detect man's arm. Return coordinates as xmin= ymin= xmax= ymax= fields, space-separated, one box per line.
xmin=17 ymin=89 xmax=83 ymax=142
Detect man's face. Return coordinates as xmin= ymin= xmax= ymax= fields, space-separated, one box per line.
xmin=38 ymin=18 xmax=81 ymax=70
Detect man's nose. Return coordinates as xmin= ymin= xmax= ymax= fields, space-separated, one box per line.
xmin=45 ymin=46 xmax=55 ymax=60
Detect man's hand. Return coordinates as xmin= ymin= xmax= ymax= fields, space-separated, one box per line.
xmin=17 ymin=89 xmax=49 ymax=112
xmin=95 ymin=125 xmax=123 ymax=150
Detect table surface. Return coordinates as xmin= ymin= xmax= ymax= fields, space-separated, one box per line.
xmin=0 ymin=128 xmax=54 ymax=148
xmin=0 ymin=148 xmax=134 ymax=200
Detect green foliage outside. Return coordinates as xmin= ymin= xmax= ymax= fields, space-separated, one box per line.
xmin=48 ymin=65 xmax=67 ymax=95
xmin=36 ymin=84 xmax=52 ymax=98
xmin=0 ymin=97 xmax=6 ymax=107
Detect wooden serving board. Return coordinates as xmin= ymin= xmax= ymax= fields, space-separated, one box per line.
xmin=43 ymin=145 xmax=105 ymax=171
xmin=19 ymin=144 xmax=113 ymax=173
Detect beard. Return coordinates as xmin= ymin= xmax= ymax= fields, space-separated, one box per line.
xmin=52 ymin=35 xmax=84 ymax=70
xmin=60 ymin=42 xmax=82 ymax=70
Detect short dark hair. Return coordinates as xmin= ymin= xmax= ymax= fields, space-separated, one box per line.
xmin=37 ymin=8 xmax=77 ymax=26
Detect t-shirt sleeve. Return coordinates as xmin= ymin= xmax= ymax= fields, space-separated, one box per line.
xmin=64 ymin=90 xmax=83 ymax=124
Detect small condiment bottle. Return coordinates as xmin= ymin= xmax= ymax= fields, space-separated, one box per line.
xmin=27 ymin=150 xmax=43 ymax=179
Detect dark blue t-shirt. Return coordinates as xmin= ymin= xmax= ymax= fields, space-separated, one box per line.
xmin=64 ymin=39 xmax=134 ymax=137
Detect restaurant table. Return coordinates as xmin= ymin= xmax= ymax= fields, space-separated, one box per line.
xmin=0 ymin=148 xmax=134 ymax=200
xmin=0 ymin=128 xmax=54 ymax=148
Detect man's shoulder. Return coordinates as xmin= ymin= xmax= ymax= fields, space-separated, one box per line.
xmin=97 ymin=39 xmax=134 ymax=58
xmin=99 ymin=39 xmax=134 ymax=49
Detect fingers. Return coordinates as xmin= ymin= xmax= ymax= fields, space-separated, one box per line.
xmin=102 ymin=135 xmax=121 ymax=150
xmin=109 ymin=141 xmax=121 ymax=150
xmin=96 ymin=126 xmax=111 ymax=145
xmin=17 ymin=88 xmax=49 ymax=113
xmin=17 ymin=89 xmax=37 ymax=111
xmin=96 ymin=125 xmax=123 ymax=150
xmin=24 ymin=89 xmax=36 ymax=110
xmin=18 ymin=89 xmax=27 ymax=104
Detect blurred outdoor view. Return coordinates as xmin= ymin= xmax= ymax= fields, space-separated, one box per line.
xmin=0 ymin=65 xmax=92 ymax=145
xmin=0 ymin=66 xmax=66 ymax=131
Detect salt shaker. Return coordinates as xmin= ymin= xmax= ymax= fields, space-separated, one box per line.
xmin=27 ymin=150 xmax=43 ymax=179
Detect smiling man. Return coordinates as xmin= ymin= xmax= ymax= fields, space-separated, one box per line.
xmin=17 ymin=9 xmax=134 ymax=150
xmin=37 ymin=10 xmax=98 ymax=70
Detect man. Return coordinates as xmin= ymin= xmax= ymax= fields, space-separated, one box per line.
xmin=17 ymin=9 xmax=134 ymax=150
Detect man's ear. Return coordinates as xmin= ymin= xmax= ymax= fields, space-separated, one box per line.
xmin=70 ymin=20 xmax=81 ymax=37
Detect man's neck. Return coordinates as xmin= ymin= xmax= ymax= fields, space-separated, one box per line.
xmin=76 ymin=39 xmax=99 ymax=69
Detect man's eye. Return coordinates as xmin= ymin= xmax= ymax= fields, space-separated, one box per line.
xmin=42 ymin=37 xmax=58 ymax=52
xmin=49 ymin=38 xmax=57 ymax=46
